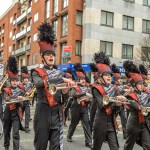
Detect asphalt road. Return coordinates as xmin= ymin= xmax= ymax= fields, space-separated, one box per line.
xmin=0 ymin=106 xmax=142 ymax=150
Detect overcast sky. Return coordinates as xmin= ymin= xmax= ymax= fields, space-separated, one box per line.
xmin=0 ymin=0 xmax=12 ymax=17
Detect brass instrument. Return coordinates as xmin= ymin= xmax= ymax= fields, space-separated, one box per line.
xmin=77 ymin=95 xmax=93 ymax=104
xmin=0 ymin=74 xmax=8 ymax=93
xmin=141 ymin=106 xmax=150 ymax=116
xmin=5 ymin=97 xmax=30 ymax=105
xmin=24 ymin=86 xmax=36 ymax=100
xmin=102 ymin=95 xmax=134 ymax=105
xmin=49 ymin=82 xmax=80 ymax=95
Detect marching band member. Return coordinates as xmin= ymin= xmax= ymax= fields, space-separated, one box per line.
xmin=111 ymin=63 xmax=127 ymax=139
xmin=3 ymin=56 xmax=25 ymax=150
xmin=67 ymin=63 xmax=92 ymax=148
xmin=31 ymin=22 xmax=74 ymax=150
xmin=21 ymin=66 xmax=33 ymax=133
xmin=92 ymin=51 xmax=125 ymax=150
xmin=139 ymin=64 xmax=150 ymax=94
xmin=64 ymin=68 xmax=74 ymax=126
xmin=89 ymin=63 xmax=99 ymax=130
xmin=123 ymin=60 xmax=150 ymax=150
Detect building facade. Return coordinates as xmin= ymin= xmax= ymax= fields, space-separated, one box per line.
xmin=82 ymin=0 xmax=150 ymax=66
xmin=0 ymin=0 xmax=83 ymax=69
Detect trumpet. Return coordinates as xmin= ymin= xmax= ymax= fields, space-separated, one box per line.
xmin=24 ymin=86 xmax=36 ymax=100
xmin=0 ymin=74 xmax=8 ymax=93
xmin=49 ymin=82 xmax=80 ymax=95
xmin=103 ymin=95 xmax=134 ymax=105
xmin=4 ymin=97 xmax=30 ymax=105
xmin=141 ymin=106 xmax=150 ymax=116
xmin=77 ymin=95 xmax=93 ymax=104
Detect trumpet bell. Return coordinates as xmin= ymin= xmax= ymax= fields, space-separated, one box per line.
xmin=103 ymin=95 xmax=110 ymax=105
xmin=49 ymin=84 xmax=57 ymax=95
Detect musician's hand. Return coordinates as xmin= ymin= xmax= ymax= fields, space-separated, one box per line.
xmin=18 ymin=96 xmax=23 ymax=100
xmin=62 ymin=78 xmax=75 ymax=88
xmin=115 ymin=102 xmax=122 ymax=106
xmin=26 ymin=92 xmax=30 ymax=96
xmin=86 ymin=93 xmax=92 ymax=97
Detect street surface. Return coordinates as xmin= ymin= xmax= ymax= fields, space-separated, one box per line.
xmin=0 ymin=106 xmax=142 ymax=150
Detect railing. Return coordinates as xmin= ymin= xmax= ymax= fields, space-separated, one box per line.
xmin=17 ymin=11 xmax=27 ymax=24
xmin=27 ymin=26 xmax=31 ymax=32
xmin=16 ymin=29 xmax=26 ymax=40
xmin=12 ymin=46 xmax=26 ymax=55
xmin=28 ymin=7 xmax=32 ymax=14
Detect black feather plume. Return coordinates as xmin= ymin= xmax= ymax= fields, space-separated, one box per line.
xmin=66 ymin=68 xmax=73 ymax=74
xmin=111 ymin=63 xmax=120 ymax=73
xmin=123 ymin=60 xmax=140 ymax=74
xmin=74 ymin=63 xmax=85 ymax=74
xmin=90 ymin=63 xmax=98 ymax=72
xmin=93 ymin=51 xmax=110 ymax=66
xmin=139 ymin=64 xmax=148 ymax=75
xmin=38 ymin=22 xmax=55 ymax=44
xmin=6 ymin=56 xmax=18 ymax=74
xmin=21 ymin=66 xmax=28 ymax=74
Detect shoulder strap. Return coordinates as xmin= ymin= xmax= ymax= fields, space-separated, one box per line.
xmin=3 ymin=87 xmax=12 ymax=96
xmin=94 ymin=84 xmax=106 ymax=97
xmin=74 ymin=86 xmax=82 ymax=93
xmin=128 ymin=92 xmax=140 ymax=105
xmin=18 ymin=84 xmax=25 ymax=90
xmin=34 ymin=68 xmax=48 ymax=80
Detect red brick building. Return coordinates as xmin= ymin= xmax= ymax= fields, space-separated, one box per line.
xmin=0 ymin=0 xmax=83 ymax=69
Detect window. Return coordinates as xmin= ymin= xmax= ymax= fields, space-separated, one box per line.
xmin=63 ymin=0 xmax=68 ymax=8
xmin=61 ymin=43 xmax=69 ymax=64
xmin=27 ymin=55 xmax=30 ymax=66
xmin=34 ymin=0 xmax=38 ymax=3
xmin=142 ymin=20 xmax=150 ymax=34
xmin=100 ymin=41 xmax=113 ymax=57
xmin=76 ymin=11 xmax=83 ymax=25
xmin=122 ymin=44 xmax=133 ymax=59
xmin=29 ymin=0 xmax=32 ymax=7
xmin=34 ymin=13 xmax=38 ymax=22
xmin=62 ymin=14 xmax=68 ymax=36
xmin=143 ymin=0 xmax=150 ymax=6
xmin=141 ymin=47 xmax=150 ymax=61
xmin=53 ymin=0 xmax=58 ymax=14
xmin=13 ymin=29 xmax=16 ymax=35
xmin=9 ymin=46 xmax=12 ymax=52
xmin=20 ymin=59 xmax=23 ymax=67
xmin=28 ymin=36 xmax=31 ymax=44
xmin=32 ymin=53 xmax=37 ymax=65
xmin=53 ymin=20 xmax=58 ymax=38
xmin=45 ymin=0 xmax=50 ymax=19
xmin=33 ymin=33 xmax=38 ymax=41
xmin=13 ymin=44 xmax=15 ymax=51
xmin=28 ymin=18 xmax=32 ymax=26
xmin=101 ymin=11 xmax=114 ymax=27
xmin=76 ymin=41 xmax=82 ymax=56
xmin=9 ymin=31 xmax=12 ymax=38
xmin=10 ymin=17 xmax=13 ymax=24
xmin=123 ymin=16 xmax=134 ymax=31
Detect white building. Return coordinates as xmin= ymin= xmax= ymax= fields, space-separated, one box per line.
xmin=82 ymin=0 xmax=150 ymax=66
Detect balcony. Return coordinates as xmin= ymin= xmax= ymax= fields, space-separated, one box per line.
xmin=16 ymin=29 xmax=26 ymax=40
xmin=12 ymin=46 xmax=26 ymax=56
xmin=13 ymin=19 xmax=17 ymax=25
xmin=1 ymin=29 xmax=4 ymax=34
xmin=1 ymin=43 xmax=4 ymax=47
xmin=17 ymin=11 xmax=27 ymax=24
xmin=26 ymin=44 xmax=31 ymax=51
xmin=27 ymin=26 xmax=31 ymax=32
xmin=28 ymin=7 xmax=32 ymax=14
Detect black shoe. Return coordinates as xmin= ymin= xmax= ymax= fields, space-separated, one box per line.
xmin=25 ymin=128 xmax=31 ymax=133
xmin=85 ymin=143 xmax=92 ymax=148
xmin=67 ymin=137 xmax=73 ymax=142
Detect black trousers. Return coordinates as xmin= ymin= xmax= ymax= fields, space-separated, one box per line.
xmin=124 ymin=124 xmax=150 ymax=150
xmin=3 ymin=107 xmax=20 ymax=150
xmin=67 ymin=104 xmax=91 ymax=144
xmin=118 ymin=106 xmax=127 ymax=138
xmin=0 ymin=95 xmax=3 ymax=120
xmin=34 ymin=103 xmax=63 ymax=150
xmin=92 ymin=118 xmax=119 ymax=150
xmin=22 ymin=102 xmax=30 ymax=129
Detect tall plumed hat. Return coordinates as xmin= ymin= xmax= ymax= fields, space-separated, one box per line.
xmin=38 ymin=22 xmax=55 ymax=56
xmin=90 ymin=63 xmax=98 ymax=80
xmin=93 ymin=51 xmax=111 ymax=77
xmin=65 ymin=68 xmax=74 ymax=79
xmin=139 ymin=64 xmax=148 ymax=80
xmin=74 ymin=63 xmax=85 ymax=79
xmin=123 ymin=60 xmax=143 ymax=85
xmin=6 ymin=56 xmax=18 ymax=80
xmin=111 ymin=63 xmax=121 ymax=80
xmin=21 ymin=66 xmax=29 ymax=78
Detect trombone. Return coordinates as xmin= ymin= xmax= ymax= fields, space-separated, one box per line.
xmin=49 ymin=82 xmax=80 ymax=95
xmin=0 ymin=74 xmax=8 ymax=93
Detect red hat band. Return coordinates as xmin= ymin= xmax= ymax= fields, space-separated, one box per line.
xmin=7 ymin=70 xmax=18 ymax=79
xmin=96 ymin=64 xmax=110 ymax=74
xmin=92 ymin=72 xmax=98 ymax=79
xmin=113 ymin=73 xmax=121 ymax=80
xmin=129 ymin=73 xmax=143 ymax=83
xmin=76 ymin=72 xmax=85 ymax=78
xmin=21 ymin=73 xmax=29 ymax=78
xmin=38 ymin=42 xmax=54 ymax=54
xmin=141 ymin=74 xmax=147 ymax=80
